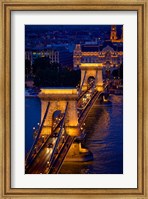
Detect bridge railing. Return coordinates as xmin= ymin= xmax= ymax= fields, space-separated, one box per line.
xmin=48 ymin=136 xmax=75 ymax=174
xmin=78 ymin=70 xmax=87 ymax=94
xmin=25 ymin=103 xmax=69 ymax=173
xmin=48 ymin=87 xmax=101 ymax=174
xmin=49 ymin=102 xmax=68 ymax=164
xmin=25 ymin=117 xmax=65 ymax=171
xmin=26 ymin=80 xmax=111 ymax=173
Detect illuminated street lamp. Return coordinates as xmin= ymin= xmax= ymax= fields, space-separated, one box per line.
xmin=41 ymin=135 xmax=45 ymax=143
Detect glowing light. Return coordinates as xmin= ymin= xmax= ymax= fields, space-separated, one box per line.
xmin=40 ymin=88 xmax=77 ymax=95
xmin=80 ymin=63 xmax=103 ymax=67
xmin=46 ymin=148 xmax=52 ymax=154
xmin=52 ymin=139 xmax=56 ymax=144
xmin=104 ymin=98 xmax=108 ymax=102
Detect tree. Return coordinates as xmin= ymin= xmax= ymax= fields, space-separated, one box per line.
xmin=32 ymin=57 xmax=81 ymax=87
xmin=25 ymin=59 xmax=31 ymax=79
xmin=119 ymin=64 xmax=123 ymax=79
xmin=32 ymin=57 xmax=51 ymax=75
xmin=112 ymin=69 xmax=118 ymax=78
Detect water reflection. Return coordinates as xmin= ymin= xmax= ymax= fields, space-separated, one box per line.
xmin=60 ymin=95 xmax=123 ymax=174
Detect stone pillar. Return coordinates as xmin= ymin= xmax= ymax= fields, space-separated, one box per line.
xmin=80 ymin=63 xmax=104 ymax=92
xmin=80 ymin=70 xmax=87 ymax=91
xmin=65 ymin=101 xmax=80 ymax=136
xmin=95 ymin=69 xmax=104 ymax=91
xmin=65 ymin=141 xmax=93 ymax=162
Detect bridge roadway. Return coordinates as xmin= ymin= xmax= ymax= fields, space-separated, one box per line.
xmin=25 ymin=103 xmax=68 ymax=174
xmin=25 ymin=83 xmax=109 ymax=174
xmin=47 ymin=90 xmax=101 ymax=174
xmin=25 ymin=112 xmax=65 ymax=167
xmin=48 ymin=135 xmax=75 ymax=174
xmin=26 ymin=126 xmax=61 ymax=173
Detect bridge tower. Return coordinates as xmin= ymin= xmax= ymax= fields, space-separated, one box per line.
xmin=39 ymin=88 xmax=80 ymax=136
xmin=39 ymin=88 xmax=92 ymax=162
xmin=80 ymin=63 xmax=103 ymax=91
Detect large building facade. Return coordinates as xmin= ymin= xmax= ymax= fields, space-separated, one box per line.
xmin=73 ymin=25 xmax=123 ymax=69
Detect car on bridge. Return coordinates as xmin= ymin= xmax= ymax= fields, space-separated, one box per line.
xmin=47 ymin=143 xmax=53 ymax=148
xmin=53 ymin=132 xmax=59 ymax=137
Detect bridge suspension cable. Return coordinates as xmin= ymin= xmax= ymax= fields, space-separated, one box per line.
xmin=26 ymin=81 xmax=112 ymax=174
xmin=26 ymin=102 xmax=71 ymax=174
xmin=94 ymin=70 xmax=98 ymax=89
xmin=25 ymin=102 xmax=50 ymax=166
xmin=79 ymin=70 xmax=87 ymax=94
xmin=48 ymin=136 xmax=75 ymax=174
xmin=47 ymin=102 xmax=69 ymax=170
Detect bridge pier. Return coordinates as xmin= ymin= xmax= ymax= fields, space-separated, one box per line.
xmin=95 ymin=69 xmax=104 ymax=92
xmin=39 ymin=88 xmax=80 ymax=137
xmin=99 ymin=92 xmax=110 ymax=104
xmin=80 ymin=63 xmax=104 ymax=92
xmin=65 ymin=141 xmax=93 ymax=162
xmin=38 ymin=88 xmax=93 ymax=162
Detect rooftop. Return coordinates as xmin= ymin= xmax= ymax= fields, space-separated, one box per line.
xmin=81 ymin=45 xmax=99 ymax=52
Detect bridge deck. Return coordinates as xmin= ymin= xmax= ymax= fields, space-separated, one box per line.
xmin=25 ymin=82 xmax=110 ymax=174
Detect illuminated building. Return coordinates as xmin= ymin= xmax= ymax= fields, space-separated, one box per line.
xmin=73 ymin=43 xmax=123 ymax=69
xmin=110 ymin=25 xmax=123 ymax=43
xmin=73 ymin=25 xmax=123 ymax=69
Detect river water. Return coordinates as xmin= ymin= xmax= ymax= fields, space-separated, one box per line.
xmin=25 ymin=94 xmax=123 ymax=174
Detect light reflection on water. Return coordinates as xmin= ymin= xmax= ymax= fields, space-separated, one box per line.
xmin=25 ymin=95 xmax=123 ymax=174
xmin=60 ymin=95 xmax=123 ymax=174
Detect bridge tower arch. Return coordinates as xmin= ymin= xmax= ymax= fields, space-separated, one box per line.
xmin=39 ymin=88 xmax=80 ymax=137
xmin=80 ymin=63 xmax=103 ymax=92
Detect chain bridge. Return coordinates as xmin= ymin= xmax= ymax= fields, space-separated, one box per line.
xmin=25 ymin=63 xmax=111 ymax=174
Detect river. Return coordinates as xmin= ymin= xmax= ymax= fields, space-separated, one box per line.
xmin=25 ymin=94 xmax=123 ymax=174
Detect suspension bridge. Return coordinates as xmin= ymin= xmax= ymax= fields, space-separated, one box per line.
xmin=25 ymin=63 xmax=111 ymax=174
